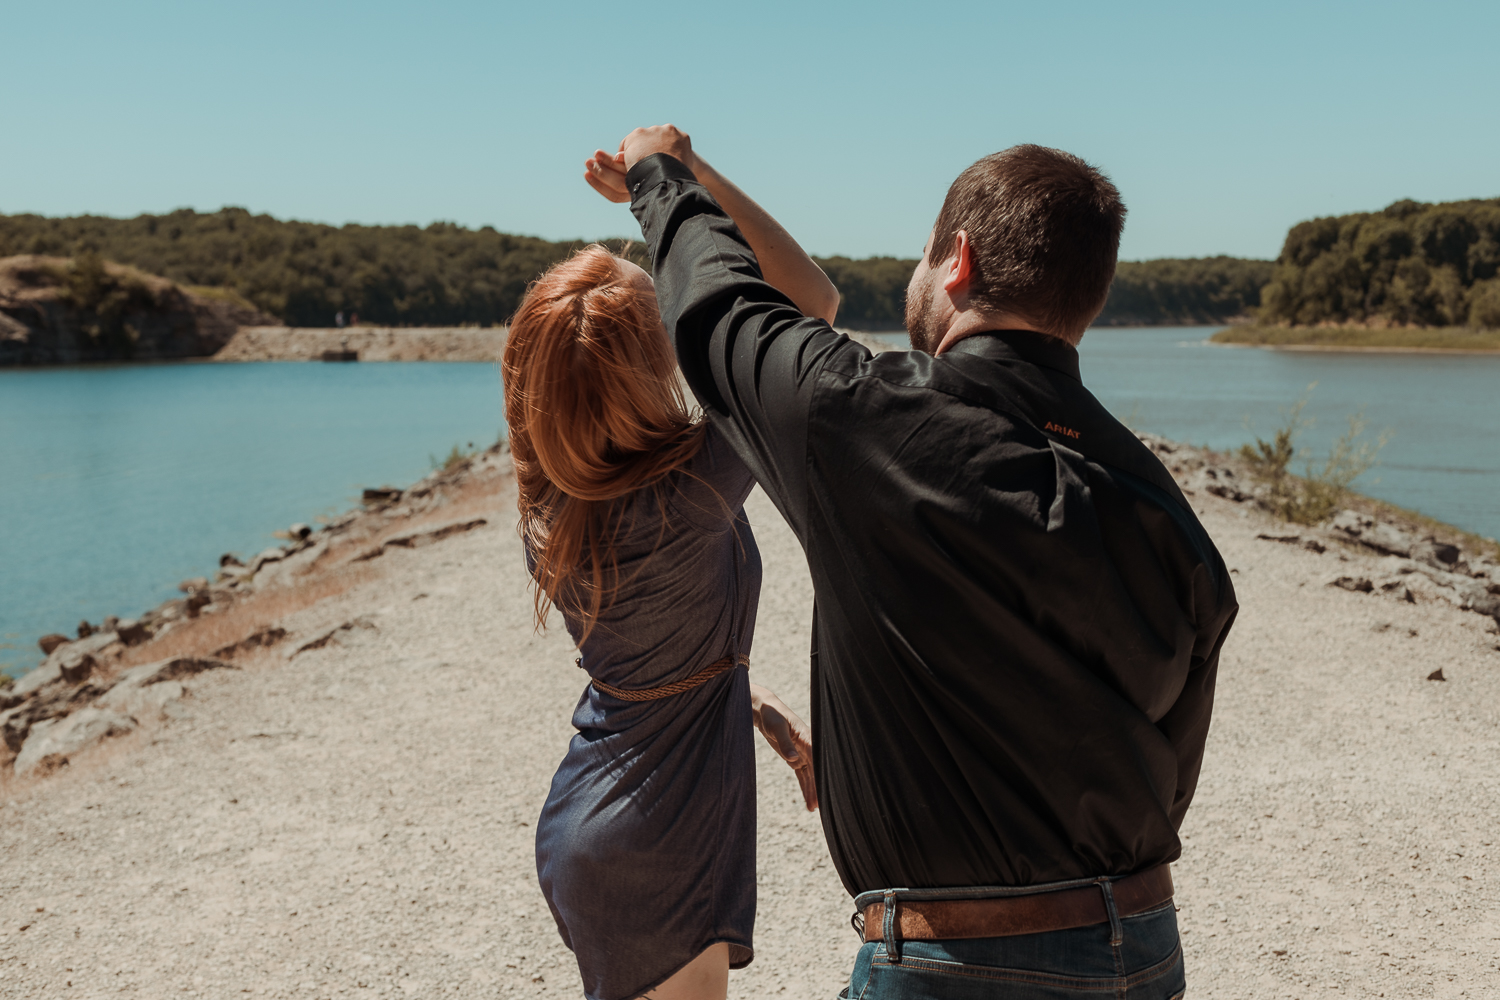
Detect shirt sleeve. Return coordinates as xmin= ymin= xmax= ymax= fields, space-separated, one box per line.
xmin=627 ymin=153 xmax=859 ymax=538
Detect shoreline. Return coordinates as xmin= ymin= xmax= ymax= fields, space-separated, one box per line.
xmin=1209 ymin=323 xmax=1500 ymax=354
xmin=1211 ymin=340 xmax=1500 ymax=356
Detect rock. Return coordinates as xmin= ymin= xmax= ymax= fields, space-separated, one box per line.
xmin=212 ymin=627 xmax=288 ymax=659
xmin=10 ymin=662 xmax=62 ymax=700
xmin=361 ymin=486 xmax=402 ymax=506
xmin=289 ymin=523 xmax=312 ymax=540
xmin=356 ymin=518 xmax=488 ymax=561
xmin=1427 ymin=668 xmax=1446 ymax=682
xmin=220 ymin=553 xmax=245 ymax=568
xmin=115 ymin=619 xmax=149 ymax=646
xmin=77 ymin=620 xmax=95 ymax=639
xmin=2 ymin=705 xmax=37 ymax=753
xmin=11 ymin=631 xmax=120 ymax=700
xmin=288 ymin=617 xmax=378 ymax=658
xmin=185 ymin=591 xmax=212 ymax=616
xmin=101 ymin=615 xmax=119 ymax=633
xmin=1361 ymin=523 xmax=1414 ymax=557
xmin=1410 ymin=539 xmax=1461 ymax=570
xmin=14 ymin=708 xmax=137 ymax=777
xmin=38 ymin=633 xmax=70 ymax=656
xmin=98 ymin=679 xmax=184 ymax=717
xmin=1330 ymin=576 xmax=1374 ymax=593
xmin=1329 ymin=511 xmax=1415 ymax=556
xmin=1257 ymin=533 xmax=1303 ymax=545
xmin=58 ymin=651 xmax=95 ymax=684
xmin=178 ymin=576 xmax=211 ymax=594
xmin=129 ymin=656 xmax=236 ymax=686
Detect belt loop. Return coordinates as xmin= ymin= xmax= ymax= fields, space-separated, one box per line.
xmin=882 ymin=890 xmax=902 ymax=962
xmin=1097 ymin=878 xmax=1124 ymax=947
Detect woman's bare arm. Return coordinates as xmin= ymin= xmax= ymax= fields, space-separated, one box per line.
xmin=585 ymin=141 xmax=840 ymax=325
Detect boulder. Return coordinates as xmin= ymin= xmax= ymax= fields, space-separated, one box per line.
xmin=219 ymin=553 xmax=245 ymax=568
xmin=77 ymin=620 xmax=95 ymax=639
xmin=1329 ymin=576 xmax=1374 ymax=593
xmin=2 ymin=704 xmax=37 ymax=753
xmin=59 ymin=650 xmax=95 ymax=684
xmin=38 ymin=633 xmax=70 ymax=656
xmin=98 ymin=679 xmax=184 ymax=717
xmin=14 ymin=708 xmax=137 ymax=777
xmin=1330 ymin=510 xmax=1416 ymax=557
xmin=212 ymin=627 xmax=287 ymax=659
xmin=114 ymin=619 xmax=150 ymax=646
xmin=178 ymin=576 xmax=211 ymax=594
xmin=93 ymin=657 xmax=232 ymax=718
xmin=1409 ymin=539 xmax=1461 ymax=570
xmin=101 ymin=615 xmax=119 ymax=633
xmin=289 ymin=523 xmax=312 ymax=540
xmin=10 ymin=661 xmax=61 ymax=699
xmin=11 ymin=630 xmax=121 ymax=699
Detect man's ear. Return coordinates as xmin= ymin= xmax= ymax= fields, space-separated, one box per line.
xmin=941 ymin=230 xmax=973 ymax=297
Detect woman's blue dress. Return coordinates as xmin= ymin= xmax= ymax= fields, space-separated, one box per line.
xmin=534 ymin=424 xmax=762 ymax=1000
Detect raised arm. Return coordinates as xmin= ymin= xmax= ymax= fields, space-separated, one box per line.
xmin=591 ymin=125 xmax=864 ymax=535
xmin=585 ymin=136 xmax=839 ymax=324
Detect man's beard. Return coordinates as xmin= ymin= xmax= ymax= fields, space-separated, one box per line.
xmin=904 ymin=273 xmax=940 ymax=354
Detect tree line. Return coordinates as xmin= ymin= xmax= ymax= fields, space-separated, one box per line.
xmin=3 ymin=207 xmax=1279 ymax=329
xmin=1258 ymin=197 xmax=1500 ymax=329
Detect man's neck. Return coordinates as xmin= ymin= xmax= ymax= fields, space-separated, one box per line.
xmin=933 ymin=310 xmax=1065 ymax=356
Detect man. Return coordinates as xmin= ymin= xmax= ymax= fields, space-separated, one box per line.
xmin=617 ymin=125 xmax=1237 ymax=998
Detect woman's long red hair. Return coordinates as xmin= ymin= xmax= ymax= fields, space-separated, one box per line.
xmin=502 ymin=245 xmax=706 ymax=637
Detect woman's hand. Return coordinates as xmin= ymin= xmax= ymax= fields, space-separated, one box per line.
xmin=749 ymin=682 xmax=817 ymax=812
xmin=583 ymin=149 xmax=631 ymax=204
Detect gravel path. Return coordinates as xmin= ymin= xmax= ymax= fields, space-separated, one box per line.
xmin=2 ymin=472 xmax=1497 ymax=998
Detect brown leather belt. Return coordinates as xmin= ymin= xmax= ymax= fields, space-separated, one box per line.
xmin=860 ymin=864 xmax=1174 ymax=942
xmin=587 ymin=654 xmax=748 ymax=702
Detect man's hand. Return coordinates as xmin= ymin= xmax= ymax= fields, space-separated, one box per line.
xmin=749 ymin=682 xmax=817 ymax=812
xmin=618 ymin=124 xmax=696 ymax=173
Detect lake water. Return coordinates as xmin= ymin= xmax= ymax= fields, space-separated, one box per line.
xmin=4 ymin=332 xmax=1498 ymax=679
xmin=1 ymin=362 xmax=505 ymax=679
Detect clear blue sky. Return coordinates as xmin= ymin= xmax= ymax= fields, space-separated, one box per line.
xmin=3 ymin=0 xmax=1496 ymax=261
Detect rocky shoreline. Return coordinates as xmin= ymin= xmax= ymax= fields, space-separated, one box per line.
xmin=5 ymin=430 xmax=1497 ymax=785
xmin=2 ymin=443 xmax=512 ymax=781
xmin=214 ymin=326 xmax=507 ymax=362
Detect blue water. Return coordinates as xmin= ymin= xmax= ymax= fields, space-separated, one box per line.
xmin=1 ymin=362 xmax=504 ymax=679
xmin=4 ymin=334 xmax=1498 ymax=679
xmin=869 ymin=327 xmax=1500 ymax=542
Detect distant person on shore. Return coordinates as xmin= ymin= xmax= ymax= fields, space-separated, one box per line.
xmin=349 ymin=311 xmax=359 ymax=327
xmin=502 ymin=155 xmax=839 ymax=1000
xmin=335 ymin=310 xmax=346 ymax=328
xmin=593 ymin=126 xmax=1238 ymax=999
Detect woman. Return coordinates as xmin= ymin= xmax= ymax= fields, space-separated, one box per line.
xmin=501 ymin=141 xmax=838 ymax=1000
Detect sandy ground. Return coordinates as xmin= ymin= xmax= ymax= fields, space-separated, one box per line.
xmin=2 ymin=470 xmax=1498 ymax=999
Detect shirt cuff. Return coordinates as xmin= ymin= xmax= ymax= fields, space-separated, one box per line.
xmin=626 ymin=153 xmax=698 ymax=203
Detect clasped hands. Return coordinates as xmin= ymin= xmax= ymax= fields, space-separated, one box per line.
xmin=583 ymin=124 xmax=697 ymax=205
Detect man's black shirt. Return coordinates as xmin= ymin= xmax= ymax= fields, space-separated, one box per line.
xmin=627 ymin=154 xmax=1238 ymax=895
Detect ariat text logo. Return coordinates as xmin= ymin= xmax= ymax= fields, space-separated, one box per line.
xmin=1044 ymin=421 xmax=1081 ymax=440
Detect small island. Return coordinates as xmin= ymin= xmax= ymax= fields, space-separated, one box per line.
xmin=1213 ymin=196 xmax=1500 ymax=352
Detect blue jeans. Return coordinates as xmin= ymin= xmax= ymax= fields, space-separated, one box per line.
xmin=838 ymin=888 xmax=1185 ymax=1000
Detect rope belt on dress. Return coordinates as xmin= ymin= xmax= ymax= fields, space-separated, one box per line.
xmin=585 ymin=653 xmax=749 ymax=702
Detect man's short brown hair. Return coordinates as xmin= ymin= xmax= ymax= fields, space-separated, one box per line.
xmin=929 ymin=145 xmax=1125 ymax=341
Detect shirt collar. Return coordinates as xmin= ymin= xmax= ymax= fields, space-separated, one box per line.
xmin=944 ymin=329 xmax=1082 ymax=384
